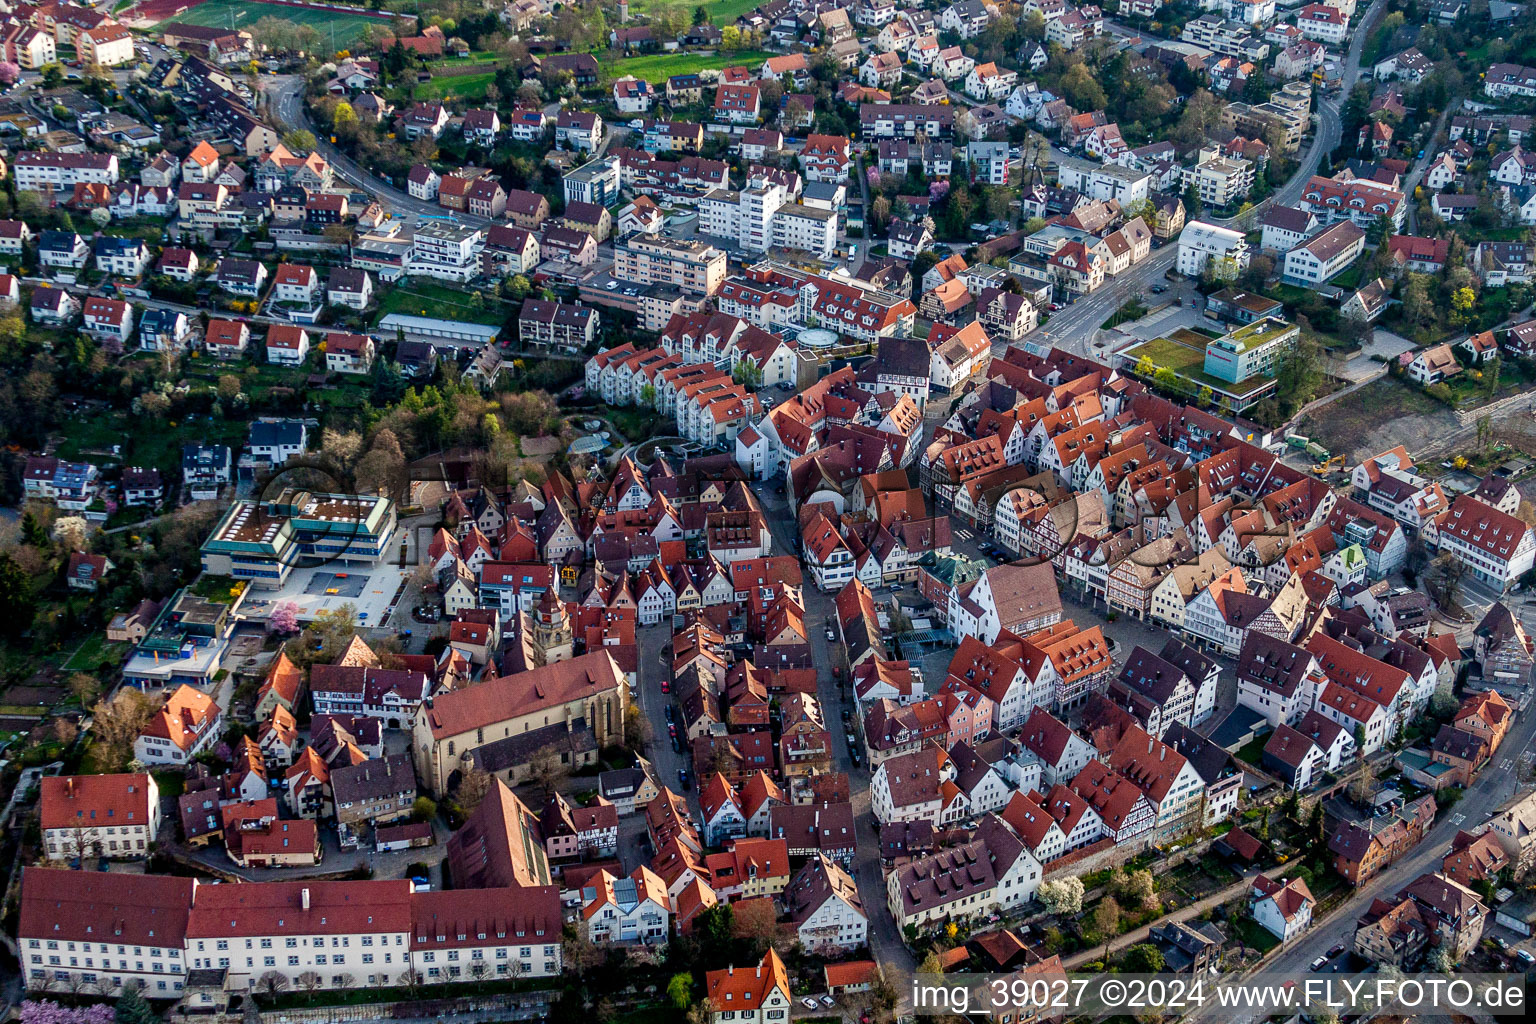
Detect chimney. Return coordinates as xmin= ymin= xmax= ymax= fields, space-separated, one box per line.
xmin=301 ymin=888 xmax=310 ymax=910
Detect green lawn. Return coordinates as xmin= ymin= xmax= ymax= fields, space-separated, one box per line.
xmin=1235 ymin=732 xmax=1270 ymax=769
xmin=414 ymin=70 xmax=496 ymax=102
xmin=604 ymin=49 xmax=777 ymax=83
xmin=374 ymin=280 xmax=507 ymax=326
xmin=1124 ymin=333 xmax=1274 ymax=396
xmin=54 ymin=404 xmax=251 ymax=478
xmin=62 ymin=633 xmax=125 ymax=674
xmin=1234 ymin=917 xmax=1281 ymax=954
xmin=147 ymin=0 xmax=386 ymax=50
xmin=152 ymin=769 xmax=186 ymax=799
xmin=621 ymin=0 xmax=765 ymax=25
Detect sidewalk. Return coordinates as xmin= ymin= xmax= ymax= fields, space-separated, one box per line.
xmin=1063 ymin=876 xmax=1251 ymax=969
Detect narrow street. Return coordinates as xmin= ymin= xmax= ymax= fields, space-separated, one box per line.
xmin=753 ymin=481 xmax=920 ymax=983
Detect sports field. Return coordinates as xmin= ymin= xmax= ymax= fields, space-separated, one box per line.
xmin=623 ymin=0 xmax=763 ymax=25
xmin=605 ymin=49 xmax=776 ymax=82
xmin=146 ymin=0 xmax=386 ymax=50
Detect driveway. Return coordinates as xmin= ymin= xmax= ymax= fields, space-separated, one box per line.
xmin=1333 ymin=329 xmax=1415 ymax=382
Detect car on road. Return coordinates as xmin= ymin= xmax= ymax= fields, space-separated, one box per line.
xmin=660 ymin=679 xmax=669 ymax=693
xmin=1327 ymin=944 xmax=1346 ymax=958
xmin=678 ymin=768 xmax=690 ymax=789
xmin=825 ymin=627 xmax=836 ymax=641
xmin=1519 ymin=949 xmax=1536 ymax=966
xmin=1150 ymin=284 xmax=1167 ymax=293
xmin=1309 ymin=955 xmax=1328 ymax=969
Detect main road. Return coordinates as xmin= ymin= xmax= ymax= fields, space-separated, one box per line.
xmin=1033 ymin=0 xmax=1384 ymax=358
xmin=265 ymin=76 xmax=612 ymax=227
xmin=1186 ymin=690 xmax=1536 ymax=1024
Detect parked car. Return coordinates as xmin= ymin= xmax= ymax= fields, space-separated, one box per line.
xmin=1310 ymin=955 xmax=1328 ymax=969
xmin=825 ymin=627 xmax=836 ymax=641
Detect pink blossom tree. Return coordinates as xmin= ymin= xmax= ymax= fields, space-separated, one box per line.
xmin=0 ymin=62 xmax=19 ymax=86
xmin=269 ymin=601 xmax=300 ymax=635
xmin=20 ymin=1002 xmax=114 ymax=1024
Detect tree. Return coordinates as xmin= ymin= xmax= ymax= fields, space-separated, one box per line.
xmin=398 ymin=968 xmax=424 ymax=995
xmin=1120 ymin=944 xmax=1165 ymax=973
xmin=1340 ymin=307 xmax=1373 ymax=348
xmin=412 ymin=796 xmax=437 ymax=822
xmin=668 ymin=972 xmax=694 ymax=1010
xmin=866 ymin=967 xmax=900 ymax=1024
xmin=92 ymin=689 xmax=155 ymax=771
xmin=623 ymin=702 xmax=651 ymax=750
xmin=456 ymin=766 xmax=494 ymax=812
xmin=354 ymin=428 xmax=407 ymax=497
xmin=320 ymin=427 xmax=363 ymax=466
xmin=39 ymin=63 xmax=62 ymax=89
xmin=1347 ymin=757 xmax=1377 ymax=805
xmin=732 ymin=360 xmax=763 ymax=389
xmin=1428 ymin=681 xmax=1459 ymax=719
xmin=68 ymin=672 xmax=100 ymax=707
xmin=285 ymin=605 xmax=360 ymax=669
xmin=268 ymin=601 xmax=301 ymax=635
xmin=90 ymin=207 xmax=111 ymax=228
xmin=1038 ymin=876 xmax=1084 ymax=915
xmin=1060 ymin=64 xmax=1108 ymax=113
xmin=257 ymin=971 xmax=288 ymax=1001
xmin=1118 ymin=869 xmax=1159 ymax=912
xmin=528 ymin=742 xmax=570 ymax=797
xmin=296 ymin=971 xmax=322 ymax=1002
xmin=0 ymin=61 xmax=19 ymax=86
xmin=51 ymin=515 xmax=88 ymax=552
xmin=114 ymin=985 xmax=159 ymax=1024
xmin=283 ymin=129 xmax=317 ymax=151
xmin=1425 ymin=552 xmax=1466 ymax=611
xmin=217 ymin=374 xmax=243 ymax=402
xmin=1091 ymin=897 xmax=1122 ymax=941
xmin=731 ymin=894 xmax=783 ymax=949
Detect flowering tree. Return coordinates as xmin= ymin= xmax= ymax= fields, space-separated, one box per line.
xmin=0 ymin=62 xmax=19 ymax=86
xmin=269 ymin=601 xmax=301 ymax=635
xmin=20 ymin=1002 xmax=116 ymax=1024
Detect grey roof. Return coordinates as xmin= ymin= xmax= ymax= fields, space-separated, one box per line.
xmin=249 ymin=420 xmax=305 ymax=448
xmin=329 ymin=753 xmax=416 ymax=807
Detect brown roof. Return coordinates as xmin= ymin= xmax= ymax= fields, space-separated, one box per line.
xmin=421 ymin=650 xmax=625 ymax=739
xmin=20 ymin=867 xmax=194 ymax=949
xmin=444 ymin=779 xmax=552 ymax=890
xmin=40 ymin=773 xmax=154 ymax=831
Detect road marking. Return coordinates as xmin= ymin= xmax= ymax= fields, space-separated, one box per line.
xmin=1450 ymin=812 xmax=1465 ymax=826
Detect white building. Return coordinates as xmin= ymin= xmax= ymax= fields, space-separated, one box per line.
xmin=406 ymin=223 xmax=485 ymax=283
xmin=783 ymin=855 xmax=867 ymax=954
xmin=1177 ymin=220 xmax=1251 ymax=278
xmin=40 ymin=774 xmax=160 ymax=861
xmin=580 ymin=866 xmax=670 ymax=945
xmin=1250 ymin=873 xmax=1314 ymax=941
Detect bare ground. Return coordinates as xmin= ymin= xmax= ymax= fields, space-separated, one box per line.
xmin=1295 ymin=377 xmax=1461 ymax=461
